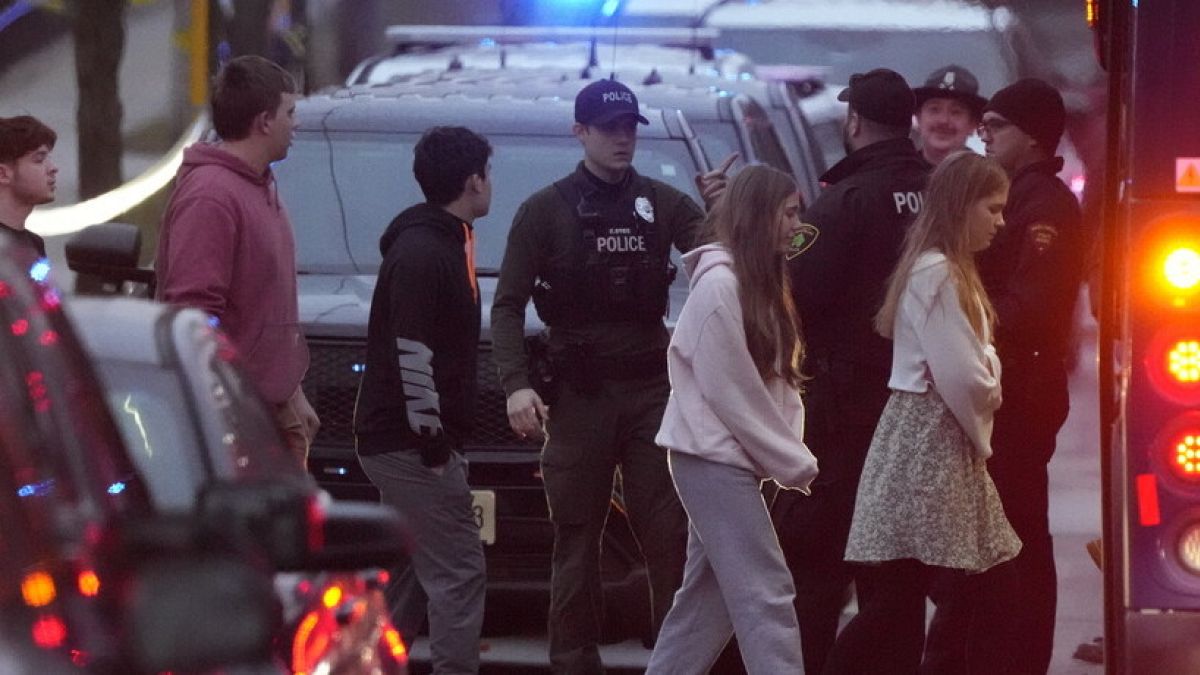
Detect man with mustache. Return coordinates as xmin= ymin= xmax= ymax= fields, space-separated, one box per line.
xmin=914 ymin=65 xmax=988 ymax=167
xmin=0 ymin=115 xmax=58 ymax=258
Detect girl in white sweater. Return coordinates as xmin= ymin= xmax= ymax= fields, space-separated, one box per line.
xmin=647 ymin=165 xmax=819 ymax=674
xmin=825 ymin=151 xmax=1022 ymax=674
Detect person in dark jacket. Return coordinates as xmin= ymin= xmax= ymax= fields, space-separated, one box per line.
xmin=770 ymin=68 xmax=930 ymax=675
xmin=0 ymin=115 xmax=56 ymax=258
xmin=492 ymin=79 xmax=706 ymax=673
xmin=923 ymin=78 xmax=1084 ymax=675
xmin=354 ymin=126 xmax=493 ymax=674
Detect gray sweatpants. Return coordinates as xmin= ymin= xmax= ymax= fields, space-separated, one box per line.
xmin=646 ymin=451 xmax=804 ymax=675
xmin=360 ymin=450 xmax=486 ymax=675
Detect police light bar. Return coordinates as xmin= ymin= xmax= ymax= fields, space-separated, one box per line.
xmin=384 ymin=25 xmax=720 ymax=49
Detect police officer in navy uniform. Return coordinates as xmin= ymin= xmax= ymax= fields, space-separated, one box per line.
xmin=923 ymin=78 xmax=1084 ymax=675
xmin=770 ymin=68 xmax=930 ymax=675
xmin=491 ymin=79 xmax=705 ymax=674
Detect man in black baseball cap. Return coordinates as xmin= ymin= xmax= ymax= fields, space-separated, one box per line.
xmin=492 ymin=77 xmax=707 ymax=672
xmin=774 ymin=66 xmax=930 ymax=675
xmin=913 ymin=64 xmax=989 ymax=167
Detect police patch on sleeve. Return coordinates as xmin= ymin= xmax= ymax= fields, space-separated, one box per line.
xmin=1028 ymin=222 xmax=1059 ymax=254
xmin=635 ymin=196 xmax=655 ymax=223
xmin=786 ymin=223 xmax=820 ymax=260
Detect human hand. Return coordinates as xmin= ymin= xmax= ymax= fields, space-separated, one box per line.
xmin=507 ymin=388 xmax=548 ymax=439
xmin=695 ymin=152 xmax=739 ymax=209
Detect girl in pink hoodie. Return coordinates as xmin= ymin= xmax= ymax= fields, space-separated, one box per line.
xmin=648 ymin=165 xmax=819 ymax=674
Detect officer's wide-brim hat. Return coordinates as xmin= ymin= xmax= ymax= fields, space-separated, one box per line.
xmin=575 ymin=79 xmax=650 ymax=126
xmin=913 ymin=65 xmax=987 ymax=118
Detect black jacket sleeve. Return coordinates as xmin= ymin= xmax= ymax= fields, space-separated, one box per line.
xmin=385 ymin=245 xmax=453 ymax=465
xmin=988 ymin=182 xmax=1084 ymax=354
xmin=668 ymin=190 xmax=706 ymax=253
xmin=492 ymin=199 xmax=541 ymax=396
xmin=790 ymin=186 xmax=866 ymax=322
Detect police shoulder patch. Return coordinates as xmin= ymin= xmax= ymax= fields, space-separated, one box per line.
xmin=1028 ymin=222 xmax=1059 ymax=254
xmin=786 ymin=223 xmax=820 ymax=260
xmin=635 ymin=196 xmax=655 ymax=223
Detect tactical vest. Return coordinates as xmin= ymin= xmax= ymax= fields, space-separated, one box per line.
xmin=532 ymin=172 xmax=675 ymax=327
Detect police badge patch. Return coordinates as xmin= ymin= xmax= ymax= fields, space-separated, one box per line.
xmin=1029 ymin=222 xmax=1059 ymax=254
xmin=786 ymin=223 xmax=820 ymax=260
xmin=635 ymin=196 xmax=655 ymax=223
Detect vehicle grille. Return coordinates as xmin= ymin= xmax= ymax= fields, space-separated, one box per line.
xmin=302 ymin=339 xmax=539 ymax=450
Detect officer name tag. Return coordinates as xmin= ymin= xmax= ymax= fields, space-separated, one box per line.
xmin=471 ymin=490 xmax=496 ymax=544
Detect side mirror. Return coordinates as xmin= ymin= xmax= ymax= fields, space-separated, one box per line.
xmin=65 ymin=222 xmax=156 ymax=295
xmin=123 ymin=553 xmax=280 ymax=672
xmin=197 ymin=480 xmax=411 ymax=572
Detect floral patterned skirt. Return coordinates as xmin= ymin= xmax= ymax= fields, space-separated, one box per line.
xmin=844 ymin=388 xmax=1021 ymax=573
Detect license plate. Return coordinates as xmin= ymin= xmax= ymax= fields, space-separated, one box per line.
xmin=471 ymin=490 xmax=496 ymax=544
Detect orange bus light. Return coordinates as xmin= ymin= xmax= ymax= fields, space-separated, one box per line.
xmin=1165 ymin=247 xmax=1200 ymax=291
xmin=22 ymin=572 xmax=56 ymax=608
xmin=1168 ymin=341 xmax=1200 ymax=383
xmin=77 ymin=570 xmax=100 ymax=597
xmin=1169 ymin=433 xmax=1200 ymax=482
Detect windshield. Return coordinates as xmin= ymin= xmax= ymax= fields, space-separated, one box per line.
xmin=279 ymin=133 xmax=703 ymax=274
xmin=96 ymin=361 xmax=209 ymax=512
xmin=97 ymin=350 xmax=300 ymax=511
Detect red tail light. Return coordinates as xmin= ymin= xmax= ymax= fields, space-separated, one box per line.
xmin=1146 ymin=328 xmax=1200 ymax=405
xmin=306 ymin=496 xmax=325 ymax=552
xmin=383 ymin=626 xmax=409 ymax=664
xmin=292 ymin=610 xmax=336 ymax=675
xmin=32 ymin=615 xmax=67 ymax=649
xmin=1136 ymin=474 xmax=1162 ymax=526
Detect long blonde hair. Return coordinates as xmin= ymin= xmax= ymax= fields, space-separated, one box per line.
xmin=875 ymin=152 xmax=1008 ymax=340
xmin=703 ymin=165 xmax=806 ymax=387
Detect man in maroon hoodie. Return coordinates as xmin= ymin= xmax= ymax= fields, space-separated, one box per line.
xmin=156 ymin=55 xmax=318 ymax=467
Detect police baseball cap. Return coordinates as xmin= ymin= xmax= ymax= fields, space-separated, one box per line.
xmin=913 ymin=65 xmax=987 ymax=119
xmin=837 ymin=68 xmax=915 ymax=127
xmin=575 ymin=79 xmax=650 ymax=126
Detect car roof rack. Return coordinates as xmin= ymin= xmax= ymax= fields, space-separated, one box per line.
xmin=384 ymin=24 xmax=720 ymax=49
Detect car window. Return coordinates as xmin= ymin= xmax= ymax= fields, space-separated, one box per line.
xmin=689 ymin=121 xmax=743 ymax=170
xmin=809 ymin=115 xmax=846 ymax=171
xmin=737 ymin=98 xmax=794 ymax=177
xmin=289 ymin=133 xmax=704 ymax=274
xmin=95 ymin=361 xmax=209 ymax=512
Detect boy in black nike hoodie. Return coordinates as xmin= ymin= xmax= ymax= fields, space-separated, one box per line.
xmin=354 ymin=126 xmax=492 ymax=674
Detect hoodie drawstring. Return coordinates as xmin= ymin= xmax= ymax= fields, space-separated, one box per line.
xmin=462 ymin=222 xmax=478 ymax=303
